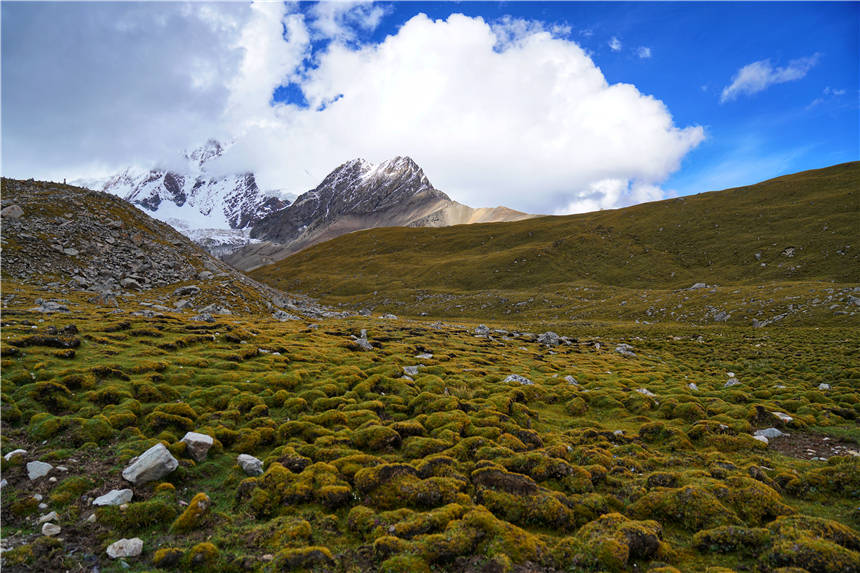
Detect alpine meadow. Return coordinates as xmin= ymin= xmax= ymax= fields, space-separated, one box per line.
xmin=1 ymin=2 xmax=858 ymax=573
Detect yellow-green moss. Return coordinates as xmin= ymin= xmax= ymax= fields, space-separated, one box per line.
xmin=171 ymin=492 xmax=211 ymax=533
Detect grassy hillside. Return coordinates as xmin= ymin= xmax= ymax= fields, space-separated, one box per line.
xmin=1 ymin=283 xmax=858 ymax=572
xmin=251 ymin=162 xmax=860 ymax=324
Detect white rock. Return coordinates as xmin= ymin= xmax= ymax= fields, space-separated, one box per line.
xmin=636 ymin=388 xmax=656 ymax=398
xmin=4 ymin=449 xmax=27 ymax=461
xmin=753 ymin=435 xmax=769 ymax=445
xmin=613 ymin=430 xmax=624 ymax=436
xmin=403 ymin=365 xmax=421 ymax=377
xmin=755 ymin=428 xmax=787 ymax=439
xmin=122 ymin=443 xmax=178 ymax=485
xmin=41 ymin=522 xmax=61 ymax=536
xmin=474 ymin=324 xmax=490 ymax=336
xmin=38 ymin=511 xmax=59 ymax=524
xmin=687 ymin=382 xmax=699 ymax=391
xmin=27 ymin=461 xmax=53 ymax=480
xmin=0 ymin=479 xmax=7 ymax=489
xmin=771 ymin=411 xmax=793 ymax=423
xmin=180 ymin=432 xmax=214 ymax=462
xmin=106 ymin=538 xmax=143 ymax=559
xmin=504 ymin=374 xmax=533 ymax=386
xmin=564 ymin=375 xmax=579 ymax=385
xmin=93 ymin=489 xmax=134 ymax=506
xmin=415 ymin=353 xmax=433 ymax=360
xmin=237 ymin=454 xmax=263 ymax=476
xmin=33 ymin=494 xmax=43 ymax=501
xmin=724 ymin=377 xmax=741 ymax=388
xmin=818 ymin=383 xmax=831 ymax=391
xmin=86 ymin=513 xmax=97 ymax=523
xmin=38 ymin=503 xmax=48 ymax=510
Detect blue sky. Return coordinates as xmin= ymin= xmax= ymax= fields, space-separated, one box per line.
xmin=280 ymin=1 xmax=859 ymax=197
xmin=2 ymin=1 xmax=858 ymax=213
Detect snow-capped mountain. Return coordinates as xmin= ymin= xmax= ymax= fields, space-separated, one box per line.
xmin=80 ymin=140 xmax=287 ymax=256
xmin=226 ymin=156 xmax=533 ymax=271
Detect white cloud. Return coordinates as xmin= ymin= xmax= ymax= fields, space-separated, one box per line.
xmin=307 ymin=1 xmax=388 ymax=43
xmin=637 ymin=46 xmax=652 ymax=59
xmin=720 ymin=54 xmax=820 ymax=103
xmin=609 ymin=36 xmax=622 ymax=52
xmin=2 ymin=6 xmax=704 ymax=215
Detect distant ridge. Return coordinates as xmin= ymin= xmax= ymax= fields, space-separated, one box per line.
xmin=248 ymin=162 xmax=860 ymax=324
xmin=226 ymin=156 xmax=533 ymax=271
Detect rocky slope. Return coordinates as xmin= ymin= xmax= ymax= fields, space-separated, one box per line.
xmin=0 ymin=178 xmax=342 ymax=320
xmin=227 ymin=157 xmax=532 ymax=271
xmin=79 ymin=140 xmax=288 ymax=257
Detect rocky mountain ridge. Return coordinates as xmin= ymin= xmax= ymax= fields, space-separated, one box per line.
xmin=228 ymin=156 xmax=532 ymax=271
xmin=78 ymin=140 xmax=288 ymax=257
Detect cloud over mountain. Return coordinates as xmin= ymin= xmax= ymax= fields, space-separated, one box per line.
xmin=2 ymin=2 xmax=704 ymax=215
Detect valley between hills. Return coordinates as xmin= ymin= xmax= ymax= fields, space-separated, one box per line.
xmin=1 ymin=163 xmax=858 ymax=573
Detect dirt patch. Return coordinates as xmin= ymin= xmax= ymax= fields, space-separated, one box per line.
xmin=767 ymin=432 xmax=860 ymax=461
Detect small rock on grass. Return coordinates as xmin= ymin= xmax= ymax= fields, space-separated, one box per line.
xmin=27 ymin=460 xmax=53 ymax=480
xmin=38 ymin=511 xmax=59 ymax=524
xmin=504 ymin=374 xmax=533 ymax=386
xmin=755 ymin=428 xmax=788 ymax=439
xmin=4 ymin=448 xmax=27 ymax=461
xmin=180 ymin=432 xmax=214 ymax=462
xmin=93 ymin=489 xmax=134 ymax=506
xmin=41 ymin=523 xmax=61 ymax=536
xmin=106 ymin=538 xmax=143 ymax=559
xmin=122 ymin=443 xmax=178 ymax=485
xmin=237 ymin=454 xmax=263 ymax=476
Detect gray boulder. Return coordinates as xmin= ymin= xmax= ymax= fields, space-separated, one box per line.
xmin=122 ymin=443 xmax=178 ymax=485
xmin=106 ymin=538 xmax=143 ymax=559
xmin=41 ymin=522 xmax=61 ymax=536
xmin=27 ymin=461 xmax=53 ymax=480
xmin=352 ymin=329 xmax=373 ymax=351
xmin=615 ymin=343 xmax=636 ymax=358
xmin=474 ymin=324 xmax=490 ymax=336
xmin=537 ymin=332 xmax=559 ymax=346
xmin=754 ymin=428 xmax=787 ymax=440
xmin=172 ymin=285 xmax=200 ymax=297
xmin=93 ymin=489 xmax=134 ymax=506
xmin=504 ymin=374 xmax=534 ymax=386
xmin=237 ymin=454 xmax=263 ymax=476
xmin=1 ymin=204 xmax=24 ymax=218
xmin=4 ymin=448 xmax=27 ymax=461
xmin=180 ymin=431 xmax=214 ymax=462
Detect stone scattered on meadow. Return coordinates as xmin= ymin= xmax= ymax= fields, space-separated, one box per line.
xmin=565 ymin=375 xmax=579 ymax=385
xmin=352 ymin=329 xmax=373 ymax=351
xmin=4 ymin=449 xmax=27 ymax=461
xmin=771 ymin=412 xmax=793 ymax=424
xmin=818 ymin=383 xmax=831 ymax=391
xmin=180 ymin=432 xmax=214 ymax=462
xmin=403 ymin=365 xmax=421 ymax=377
xmin=636 ymin=388 xmax=657 ymax=398
xmin=38 ymin=511 xmax=59 ymax=524
xmin=504 ymin=374 xmax=533 ymax=386
xmin=27 ymin=461 xmax=53 ymax=480
xmin=755 ymin=428 xmax=788 ymax=439
xmin=688 ymin=382 xmax=699 ymax=391
xmin=753 ymin=435 xmax=769 ymax=445
xmin=93 ymin=489 xmax=134 ymax=506
xmin=122 ymin=443 xmax=178 ymax=485
xmin=41 ymin=522 xmax=61 ymax=536
xmin=474 ymin=324 xmax=490 ymax=336
xmin=106 ymin=538 xmax=144 ymax=559
xmin=725 ymin=375 xmax=741 ymax=388
xmin=537 ymin=331 xmax=559 ymax=346
xmin=615 ymin=343 xmax=636 ymax=358
xmin=237 ymin=454 xmax=263 ymax=476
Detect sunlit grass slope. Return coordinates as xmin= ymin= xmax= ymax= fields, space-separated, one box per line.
xmin=250 ymin=162 xmax=860 ymax=323
xmin=1 ymin=282 xmax=858 ymax=572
